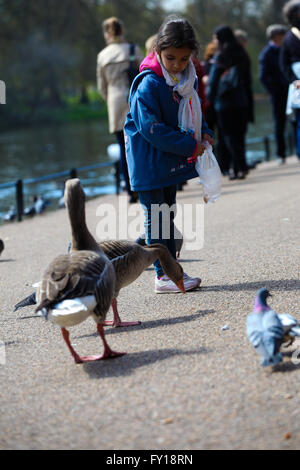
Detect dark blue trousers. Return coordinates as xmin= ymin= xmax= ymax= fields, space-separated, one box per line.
xmin=271 ymin=92 xmax=288 ymax=159
xmin=138 ymin=185 xmax=177 ymax=277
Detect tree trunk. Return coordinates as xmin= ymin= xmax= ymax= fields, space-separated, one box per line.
xmin=80 ymin=85 xmax=89 ymax=104
xmin=272 ymin=0 xmax=286 ymax=23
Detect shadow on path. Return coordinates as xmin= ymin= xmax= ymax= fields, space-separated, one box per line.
xmin=83 ymin=346 xmax=210 ymax=379
xmin=75 ymin=310 xmax=215 ymax=339
xmin=272 ymin=360 xmax=300 ymax=373
xmin=202 ymin=279 xmax=300 ymax=293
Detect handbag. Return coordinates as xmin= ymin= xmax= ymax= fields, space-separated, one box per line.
xmin=218 ymin=65 xmax=240 ymax=96
xmin=286 ymin=62 xmax=300 ymax=115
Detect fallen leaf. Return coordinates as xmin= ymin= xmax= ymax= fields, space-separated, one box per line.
xmin=162 ymin=418 xmax=173 ymax=425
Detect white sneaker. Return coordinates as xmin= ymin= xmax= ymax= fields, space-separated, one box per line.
xmin=155 ymin=273 xmax=201 ymax=294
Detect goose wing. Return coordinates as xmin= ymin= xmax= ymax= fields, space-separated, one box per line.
xmin=35 ymin=250 xmax=115 ymax=319
xmin=99 ymin=240 xmax=137 ymax=260
xmin=99 ymin=240 xmax=153 ymax=291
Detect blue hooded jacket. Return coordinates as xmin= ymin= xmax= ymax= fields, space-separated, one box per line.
xmin=124 ymin=68 xmax=213 ymax=191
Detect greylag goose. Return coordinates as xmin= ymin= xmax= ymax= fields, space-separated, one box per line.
xmin=98 ymin=240 xmax=185 ymax=326
xmin=35 ymin=249 xmax=125 ymax=364
xmin=65 ymin=179 xmax=185 ymax=327
xmin=14 ymin=179 xmax=185 ymax=328
xmin=136 ymin=229 xmax=183 ymax=259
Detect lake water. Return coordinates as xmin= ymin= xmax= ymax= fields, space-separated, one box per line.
xmin=0 ymin=99 xmax=295 ymax=220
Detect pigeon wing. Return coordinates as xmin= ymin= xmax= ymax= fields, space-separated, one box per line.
xmin=261 ymin=310 xmax=284 ymax=356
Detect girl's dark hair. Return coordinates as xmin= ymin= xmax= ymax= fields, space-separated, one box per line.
xmin=214 ymin=25 xmax=249 ymax=69
xmin=155 ymin=18 xmax=199 ymax=53
xmin=283 ymin=0 xmax=300 ymax=26
xmin=102 ymin=17 xmax=123 ymax=37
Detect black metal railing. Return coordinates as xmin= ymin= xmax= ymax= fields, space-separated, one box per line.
xmin=246 ymin=126 xmax=296 ymax=162
xmin=0 ymin=160 xmax=120 ymax=222
xmin=0 ymin=129 xmax=297 ymax=223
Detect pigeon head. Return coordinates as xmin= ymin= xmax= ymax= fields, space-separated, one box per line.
xmin=254 ymin=288 xmax=272 ymax=312
xmin=258 ymin=288 xmax=272 ymax=301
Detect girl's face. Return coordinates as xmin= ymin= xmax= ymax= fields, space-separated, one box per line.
xmin=160 ymin=46 xmax=192 ymax=74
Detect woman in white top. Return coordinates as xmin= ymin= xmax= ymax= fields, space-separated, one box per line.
xmin=97 ymin=17 xmax=143 ymax=202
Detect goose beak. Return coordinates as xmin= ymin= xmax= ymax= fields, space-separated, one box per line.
xmin=176 ymin=278 xmax=186 ymax=294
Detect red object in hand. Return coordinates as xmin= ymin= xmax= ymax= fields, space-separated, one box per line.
xmin=187 ymin=155 xmax=198 ymax=164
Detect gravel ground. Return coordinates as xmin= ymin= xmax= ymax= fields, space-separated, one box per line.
xmin=0 ymin=156 xmax=300 ymax=450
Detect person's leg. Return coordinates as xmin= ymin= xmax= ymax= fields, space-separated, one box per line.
xmin=220 ymin=108 xmax=247 ymax=178
xmin=138 ymin=186 xmax=201 ymax=292
xmin=138 ymin=187 xmax=176 ymax=278
xmin=296 ymin=109 xmax=300 ymax=160
xmin=115 ymin=131 xmax=138 ymax=202
xmin=272 ymin=94 xmax=287 ymax=162
xmin=162 ymin=185 xmax=177 ymax=260
xmin=216 ymin=112 xmax=231 ymax=175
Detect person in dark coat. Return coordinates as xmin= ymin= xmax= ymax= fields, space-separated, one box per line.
xmin=280 ymin=0 xmax=300 ymax=161
xmin=259 ymin=25 xmax=289 ymax=164
xmin=208 ymin=25 xmax=254 ymax=180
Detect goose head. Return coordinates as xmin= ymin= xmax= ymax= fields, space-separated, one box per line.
xmin=152 ymin=244 xmax=185 ymax=293
xmin=64 ymin=178 xmax=86 ymax=217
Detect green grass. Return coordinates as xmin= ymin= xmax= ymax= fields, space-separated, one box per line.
xmin=0 ymin=89 xmax=109 ymax=129
xmin=51 ymin=89 xmax=108 ymax=123
xmin=50 ymin=102 xmax=107 ymax=123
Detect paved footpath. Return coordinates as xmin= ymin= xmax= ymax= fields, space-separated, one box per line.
xmin=0 ymin=157 xmax=300 ymax=450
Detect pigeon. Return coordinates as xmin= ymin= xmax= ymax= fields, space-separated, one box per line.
xmin=24 ymin=195 xmax=49 ymax=216
xmin=0 ymin=239 xmax=4 ymax=256
xmin=246 ymin=288 xmax=284 ymax=367
xmin=3 ymin=206 xmax=16 ymax=222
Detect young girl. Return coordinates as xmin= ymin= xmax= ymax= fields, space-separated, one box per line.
xmin=124 ymin=18 xmax=214 ymax=293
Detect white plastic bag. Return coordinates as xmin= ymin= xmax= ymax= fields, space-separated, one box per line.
xmin=195 ymin=143 xmax=222 ymax=203
xmin=286 ymin=62 xmax=300 ymax=115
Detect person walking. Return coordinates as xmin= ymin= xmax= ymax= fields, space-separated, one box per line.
xmin=207 ymin=25 xmax=254 ymax=180
xmin=202 ymin=41 xmax=218 ymax=131
xmin=259 ymin=24 xmax=289 ymax=164
xmin=124 ymin=17 xmax=214 ymax=293
xmin=234 ymin=29 xmax=248 ymax=49
xmin=97 ymin=17 xmax=143 ymax=203
xmin=280 ymin=0 xmax=300 ymax=161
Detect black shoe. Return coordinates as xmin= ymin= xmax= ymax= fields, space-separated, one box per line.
xmin=246 ymin=163 xmax=256 ymax=170
xmin=129 ymin=192 xmax=138 ymax=203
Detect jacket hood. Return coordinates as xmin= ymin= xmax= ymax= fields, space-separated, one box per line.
xmin=139 ymin=53 xmax=163 ymax=77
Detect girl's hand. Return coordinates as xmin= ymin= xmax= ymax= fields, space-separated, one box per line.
xmin=294 ymin=80 xmax=300 ymax=89
xmin=187 ymin=141 xmax=206 ymax=163
xmin=203 ymin=133 xmax=214 ymax=146
xmin=195 ymin=141 xmax=206 ymax=156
